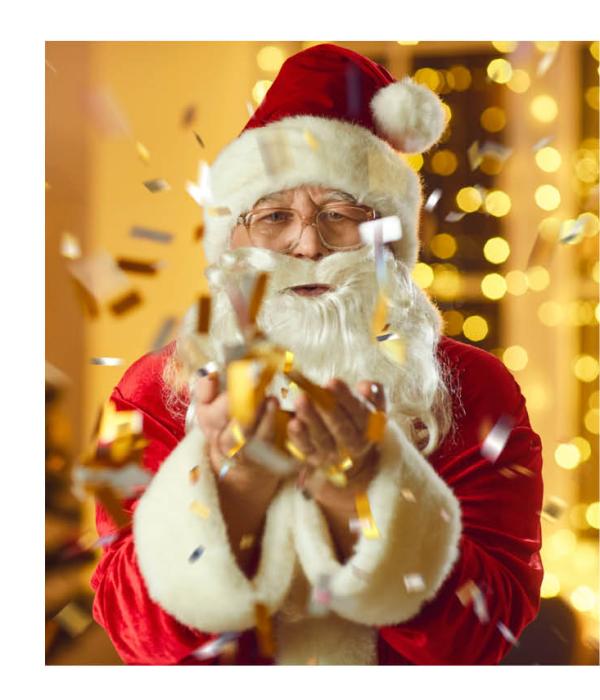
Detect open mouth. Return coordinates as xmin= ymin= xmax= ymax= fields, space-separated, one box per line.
xmin=288 ymin=284 xmax=333 ymax=297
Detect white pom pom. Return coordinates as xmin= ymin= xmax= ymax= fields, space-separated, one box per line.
xmin=370 ymin=77 xmax=447 ymax=153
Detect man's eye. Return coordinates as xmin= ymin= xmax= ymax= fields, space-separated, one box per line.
xmin=322 ymin=210 xmax=345 ymax=221
xmin=257 ymin=210 xmax=291 ymax=223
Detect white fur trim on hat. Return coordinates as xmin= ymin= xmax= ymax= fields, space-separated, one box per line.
xmin=133 ymin=427 xmax=296 ymax=632
xmin=370 ymin=78 xmax=447 ymax=153
xmin=203 ymin=115 xmax=422 ymax=268
xmin=292 ymin=419 xmax=462 ymax=626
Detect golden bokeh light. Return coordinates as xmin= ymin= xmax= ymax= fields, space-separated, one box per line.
xmin=579 ymin=212 xmax=599 ymax=237
xmin=441 ymin=102 xmax=452 ymax=126
xmin=566 ymin=300 xmax=595 ymax=326
xmin=523 ymin=381 xmax=549 ymax=412
xmin=507 ymin=68 xmax=530 ymax=93
xmin=462 ymin=315 xmax=488 ymax=341
xmin=456 ymin=187 xmax=483 ymax=213
xmin=413 ymin=67 xmax=441 ymax=92
xmin=554 ymin=442 xmax=580 ymax=469
xmin=492 ymin=41 xmax=518 ymax=54
xmin=484 ymin=190 xmax=512 ymax=217
xmin=538 ymin=216 xmax=561 ymax=242
xmin=540 ymin=572 xmax=560 ymax=598
xmin=404 ymin=153 xmax=424 ymax=172
xmin=412 ymin=262 xmax=433 ymax=289
xmin=535 ymin=41 xmax=560 ymax=53
xmin=574 ymin=154 xmax=599 ymax=183
xmin=431 ymin=149 xmax=458 ymax=175
xmin=252 ymin=79 xmax=273 ymax=105
xmin=256 ymin=46 xmax=286 ymax=73
xmin=537 ymin=300 xmax=564 ymax=326
xmin=481 ymin=273 xmax=507 ymax=300
xmin=570 ymin=586 xmax=596 ymax=613
xmin=526 ymin=266 xmax=550 ymax=291
xmin=480 ymin=155 xmax=504 ymax=176
xmin=589 ymin=390 xmax=599 ymax=409
xmin=535 ymin=146 xmax=562 ymax=172
xmin=590 ymin=41 xmax=599 ymax=61
xmin=487 ymin=58 xmax=513 ymax=84
xmin=505 ymin=270 xmax=529 ymax=296
xmin=430 ymin=233 xmax=457 ymax=259
xmin=573 ymin=355 xmax=600 ymax=382
xmin=396 ymin=41 xmax=419 ymax=45
xmin=442 ymin=309 xmax=464 ymax=336
xmin=480 ymin=106 xmax=506 ymax=132
xmin=569 ymin=503 xmax=590 ymax=530
xmin=584 ymin=408 xmax=599 ymax=435
xmin=585 ymin=86 xmax=599 ymax=111
xmin=530 ymin=94 xmax=558 ymax=123
xmin=483 ymin=237 xmax=510 ymax=264
xmin=586 ymin=503 xmax=600 ymax=529
xmin=448 ymin=65 xmax=471 ymax=91
xmin=570 ymin=437 xmax=591 ymax=463
xmin=431 ymin=264 xmax=462 ymax=299
xmin=502 ymin=345 xmax=528 ymax=371
xmin=546 ymin=529 xmax=577 ymax=558
xmin=534 ymin=184 xmax=561 ymax=211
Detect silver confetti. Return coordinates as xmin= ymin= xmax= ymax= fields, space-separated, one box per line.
xmin=130 ymin=226 xmax=174 ymax=244
xmin=191 ymin=632 xmax=240 ymax=660
xmin=471 ymin=585 xmax=489 ymax=623
xmin=358 ymin=215 xmax=403 ymax=245
xmin=497 ymin=621 xmax=519 ymax=645
xmin=533 ymin=136 xmax=554 ymax=152
xmin=143 ymin=178 xmax=170 ymax=193
xmin=403 ymin=573 xmax=426 ymax=593
xmin=72 ymin=463 xmax=151 ymax=500
xmin=308 ymin=574 xmax=332 ymax=616
xmin=445 ymin=211 xmax=466 ymax=223
xmin=481 ymin=415 xmax=514 ymax=462
xmin=424 ymin=188 xmax=442 ymax=212
xmin=186 ymin=161 xmax=213 ymax=206
xmin=467 ymin=140 xmax=483 ymax=171
xmin=537 ymin=49 xmax=558 ymax=77
xmin=90 ymin=357 xmax=124 ymax=366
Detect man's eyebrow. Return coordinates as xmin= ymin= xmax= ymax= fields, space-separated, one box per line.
xmin=254 ymin=191 xmax=288 ymax=206
xmin=320 ymin=190 xmax=357 ymax=203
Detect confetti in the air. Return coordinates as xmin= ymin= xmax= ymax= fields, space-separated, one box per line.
xmin=481 ymin=414 xmax=515 ymax=462
xmin=193 ymin=131 xmax=205 ymax=148
xmin=186 ymin=161 xmax=213 ymax=206
xmin=189 ymin=465 xmax=201 ymax=484
xmin=467 ymin=140 xmax=483 ymax=171
xmin=541 ymin=496 xmax=567 ymax=523
xmin=149 ymin=316 xmax=178 ymax=352
xmin=403 ymin=573 xmax=426 ymax=593
xmin=60 ymin=232 xmax=82 ymax=260
xmin=90 ymin=357 xmax=124 ymax=366
xmin=497 ymin=621 xmax=519 ymax=646
xmin=130 ymin=226 xmax=174 ymax=244
xmin=198 ymin=360 xmax=220 ymax=378
xmin=239 ymin=534 xmax=255 ymax=550
xmin=188 ymin=545 xmax=205 ymax=563
xmin=191 ymin=632 xmax=240 ymax=660
xmin=136 ymin=141 xmax=150 ymax=164
xmin=181 ymin=104 xmax=197 ymax=128
xmin=219 ymin=459 xmax=234 ymax=479
xmin=400 ymin=488 xmax=417 ymax=502
xmin=445 ymin=211 xmax=466 ymax=223
xmin=358 ymin=215 xmax=403 ymax=245
xmin=110 ymin=290 xmax=143 ymax=316
xmin=533 ymin=136 xmax=554 ymax=152
xmin=424 ymin=188 xmax=442 ymax=212
xmin=53 ymin=602 xmax=93 ymax=637
xmin=117 ymin=258 xmax=165 ymax=274
xmin=354 ymin=492 xmax=380 ymax=539
xmin=244 ymin=439 xmax=297 ymax=476
xmin=189 ymin=500 xmax=210 ymax=519
xmin=309 ymin=574 xmax=333 ymax=616
xmin=143 ymin=178 xmax=170 ymax=193
xmin=256 ymin=130 xmax=292 ymax=176
xmin=537 ymin=49 xmax=558 ymax=77
xmin=303 ymin=129 xmax=319 ymax=150
xmin=86 ymin=87 xmax=131 ymax=137
xmin=67 ymin=251 xmax=133 ymax=304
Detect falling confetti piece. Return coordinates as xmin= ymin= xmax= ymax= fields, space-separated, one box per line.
xmin=60 ymin=232 xmax=82 ymax=260
xmin=191 ymin=632 xmax=240 ymax=660
xmin=206 ymin=206 xmax=231 ymax=217
xmin=239 ymin=534 xmax=255 ymax=550
xmin=403 ymin=573 xmax=426 ymax=593
xmin=481 ymin=414 xmax=515 ymax=462
xmin=53 ymin=602 xmax=93 ymax=637
xmin=424 ymin=188 xmax=442 ymax=212
xmin=189 ymin=500 xmax=210 ymax=519
xmin=149 ymin=316 xmax=178 ymax=352
xmin=67 ymin=251 xmax=132 ymax=304
xmin=186 ymin=161 xmax=213 ymax=206
xmin=537 ymin=49 xmax=558 ymax=77
xmin=497 ymin=621 xmax=519 ymax=646
xmin=188 ymin=545 xmax=205 ymax=563
xmin=445 ymin=211 xmax=466 ymax=223
xmin=181 ymin=104 xmax=197 ymax=128
xmin=559 ymin=219 xmax=585 ymax=244
xmin=136 ymin=141 xmax=150 ymax=164
xmin=479 ymin=141 xmax=513 ymax=163
xmin=285 ymin=439 xmax=306 ymax=462
xmin=354 ymin=492 xmax=380 ymax=539
xmin=541 ymin=496 xmax=567 ymax=523
xmin=189 ymin=465 xmax=201 ymax=484
xmin=110 ymin=290 xmax=143 ymax=316
xmin=471 ymin=585 xmax=489 ymax=623
xmin=303 ymin=129 xmax=319 ymax=150
xmin=246 ymin=100 xmax=255 ymax=117
xmin=193 ymin=131 xmax=205 ymax=148
xmin=440 ymin=508 xmax=451 ymax=522
xmin=86 ymin=86 xmax=131 ymax=137
xmin=254 ymin=603 xmax=276 ymax=657
xmin=308 ymin=574 xmax=333 ymax=616
xmin=90 ymin=357 xmax=124 ymax=366
xmin=365 ymin=410 xmax=386 ymax=442
xmin=130 ymin=226 xmax=174 ymax=244
xmin=533 ymin=136 xmax=554 ymax=151
xmin=196 ymin=295 xmax=212 ymax=334
xmin=256 ymin=130 xmax=292 ymax=177
xmin=467 ymin=140 xmax=483 ymax=171
xmin=358 ymin=215 xmax=403 ymax=245
xmin=117 ymin=258 xmax=164 ymax=274
xmin=197 ymin=360 xmax=220 ymax=378
xmin=143 ymin=178 xmax=170 ymax=193
xmin=400 ymin=488 xmax=416 ymax=502
xmin=219 ymin=460 xmax=234 ymax=479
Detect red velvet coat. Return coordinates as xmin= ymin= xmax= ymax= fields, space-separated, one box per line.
xmin=91 ymin=335 xmax=543 ymax=665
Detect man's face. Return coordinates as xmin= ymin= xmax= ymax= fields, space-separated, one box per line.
xmin=229 ymin=185 xmax=358 ymax=297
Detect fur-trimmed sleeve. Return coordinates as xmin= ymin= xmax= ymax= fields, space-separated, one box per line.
xmin=292 ymin=419 xmax=462 ymax=626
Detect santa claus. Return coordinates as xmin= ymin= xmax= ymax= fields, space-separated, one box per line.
xmin=91 ymin=43 xmax=544 ymax=665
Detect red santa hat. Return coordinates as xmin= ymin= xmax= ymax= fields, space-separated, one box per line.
xmin=203 ymin=43 xmax=447 ymax=268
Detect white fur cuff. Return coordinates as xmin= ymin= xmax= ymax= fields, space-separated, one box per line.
xmin=293 ymin=420 xmax=462 ymax=626
xmin=133 ymin=427 xmax=297 ymax=632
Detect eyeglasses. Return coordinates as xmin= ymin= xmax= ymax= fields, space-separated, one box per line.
xmin=236 ymin=203 xmax=379 ymax=252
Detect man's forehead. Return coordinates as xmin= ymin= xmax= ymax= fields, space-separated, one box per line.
xmin=254 ymin=187 xmax=355 ymax=206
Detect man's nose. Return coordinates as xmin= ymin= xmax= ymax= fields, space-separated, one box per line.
xmin=289 ymin=221 xmax=329 ymax=261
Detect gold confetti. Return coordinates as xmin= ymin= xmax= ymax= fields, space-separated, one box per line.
xmin=239 ymin=534 xmax=255 ymax=550
xmin=285 ymin=439 xmax=306 ymax=462
xmin=365 ymin=410 xmax=386 ymax=442
xmin=247 ymin=272 xmax=269 ymax=326
xmin=53 ymin=602 xmax=93 ymax=637
xmin=116 ymin=257 xmax=163 ymax=275
xmin=378 ymin=335 xmax=406 ymax=364
xmin=143 ymin=178 xmax=170 ymax=193
xmin=206 ymin=206 xmax=232 ymax=217
xmin=136 ymin=141 xmax=150 ymax=164
xmin=189 ymin=465 xmax=201 ymax=484
xmin=60 ymin=232 xmax=82 ymax=260
xmin=189 ymin=500 xmax=211 ymax=519
xmin=197 ymin=295 xmax=212 ymax=334
xmin=303 ymin=129 xmax=319 ymax=150
xmin=371 ymin=292 xmax=388 ymax=337
xmin=284 ymin=370 xmax=336 ymax=411
xmin=326 ymin=465 xmax=348 ymax=488
xmin=283 ymin=351 xmax=294 ymax=373
xmin=109 ymin=289 xmax=143 ymax=316
xmin=254 ymin=603 xmax=276 ymax=657
xmin=226 ymin=421 xmax=246 ymax=457
xmin=354 ymin=492 xmax=380 ymax=539
xmin=400 ymin=488 xmax=416 ymax=502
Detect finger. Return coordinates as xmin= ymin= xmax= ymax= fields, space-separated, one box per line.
xmin=311 ymin=391 xmax=368 ymax=456
xmin=287 ymin=417 xmax=316 ymax=459
xmin=355 ymin=381 xmax=386 ymax=412
xmin=195 ymin=374 xmax=220 ymax=404
xmin=295 ymin=394 xmax=337 ymax=457
xmin=325 ymin=378 xmax=369 ymax=432
xmin=216 ymin=418 xmax=246 ymax=457
xmin=196 ymin=392 xmax=229 ymax=435
xmin=254 ymin=397 xmax=279 ymax=443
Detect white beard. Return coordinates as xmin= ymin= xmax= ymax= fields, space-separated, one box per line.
xmin=172 ymin=246 xmax=453 ymax=455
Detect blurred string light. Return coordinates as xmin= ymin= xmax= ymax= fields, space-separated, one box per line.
xmin=483 ymin=237 xmax=510 ymax=264
xmin=590 ymin=41 xmax=599 ymax=60
xmin=530 ymin=94 xmax=558 ymax=122
xmin=456 ymin=186 xmax=482 ymax=212
xmin=480 ymin=106 xmax=506 ymax=132
xmin=538 ymin=300 xmax=564 ymax=326
xmin=570 ymin=436 xmax=591 ymax=462
xmin=252 ymin=80 xmax=272 ymax=105
xmin=484 ymin=190 xmax=511 ymax=217
xmin=535 ymin=146 xmax=562 ymax=172
xmin=525 ymin=266 xmax=550 ymax=291
xmin=535 ymin=184 xmax=561 ymax=211
xmin=487 ymin=58 xmax=513 ymax=84
xmin=535 ymin=41 xmax=560 ymax=53
xmin=430 ymin=233 xmax=457 ymax=258
xmin=405 ymin=153 xmax=424 ymax=171
xmin=481 ymin=273 xmax=507 ymax=300
xmin=586 ymin=503 xmax=600 ymax=529
xmin=585 ymin=86 xmax=599 ymax=111
xmin=413 ymin=67 xmax=442 ymax=92
xmin=502 ymin=345 xmax=528 ymax=371
xmin=507 ymin=69 xmax=531 ymax=93
xmin=584 ymin=408 xmax=599 ymax=434
xmin=412 ymin=262 xmax=433 ymax=289
xmin=442 ymin=309 xmax=464 ymax=336
xmin=448 ymin=65 xmax=471 ymax=91
xmin=573 ymin=355 xmax=600 ymax=382
xmin=431 ymin=149 xmax=457 ymax=175
xmin=554 ymin=443 xmax=581 ymax=470
xmin=546 ymin=529 xmax=577 ymax=558
xmin=570 ymin=586 xmax=597 ymax=613
xmin=491 ymin=41 xmax=518 ymax=54
xmin=431 ymin=264 xmax=462 ymax=299
xmin=540 ymin=572 xmax=561 ymax=598
xmin=505 ymin=270 xmax=529 ymax=296
xmin=462 ymin=315 xmax=488 ymax=341
xmin=256 ymin=46 xmax=286 ymax=73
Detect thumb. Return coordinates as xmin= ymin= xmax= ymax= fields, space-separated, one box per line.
xmin=355 ymin=380 xmax=386 ymax=412
xmin=194 ymin=373 xmax=220 ymax=405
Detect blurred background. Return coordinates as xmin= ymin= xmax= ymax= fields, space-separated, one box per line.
xmin=45 ymin=40 xmax=599 ymax=665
